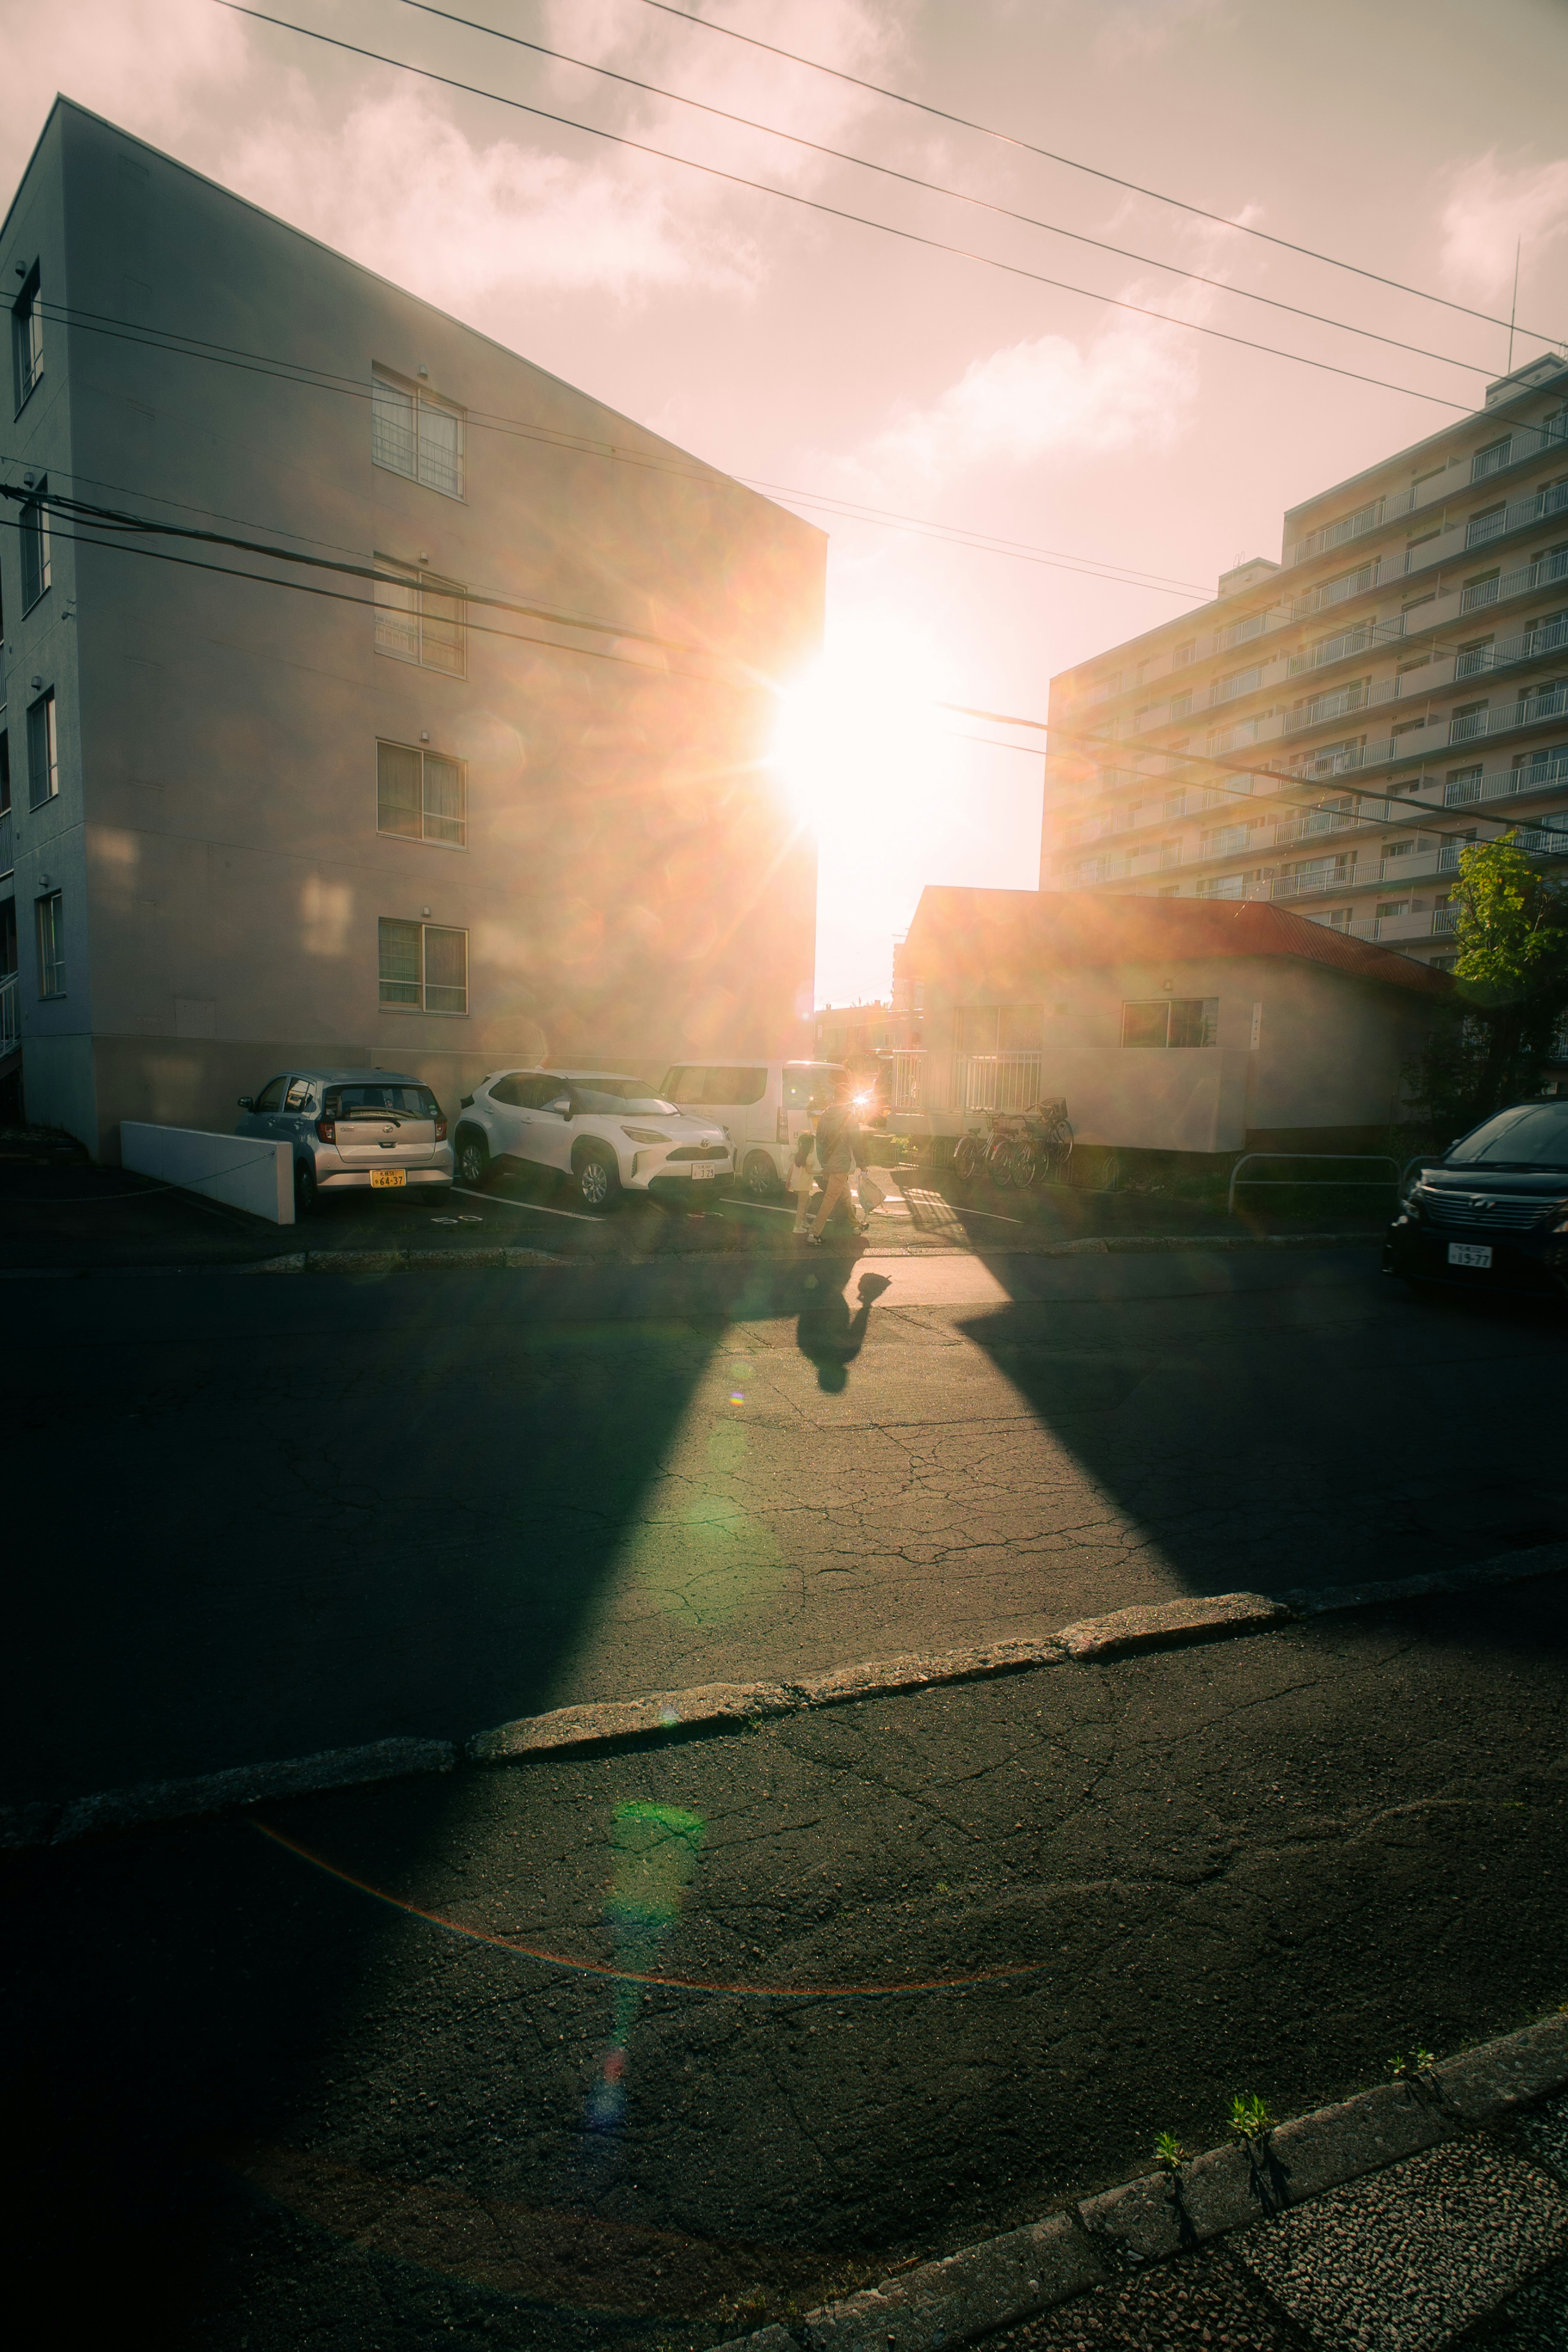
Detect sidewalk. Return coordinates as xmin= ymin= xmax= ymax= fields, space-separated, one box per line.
xmin=0 ymin=1122 xmax=1389 ymax=1277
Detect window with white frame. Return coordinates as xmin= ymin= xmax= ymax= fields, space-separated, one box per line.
xmin=11 ymin=266 xmax=42 ymax=410
xmin=371 ymin=366 xmax=465 ymax=498
xmin=376 ymin=740 xmax=466 ymax=849
xmin=36 ymin=890 xmax=64 ymax=996
xmin=20 ymin=481 xmax=50 ymax=610
xmin=378 ymin=915 xmax=468 ymax=1013
xmin=27 ymin=689 xmax=57 ymax=808
xmin=373 ymin=557 xmax=467 ymax=675
xmin=1120 ymin=998 xmax=1218 ymax=1048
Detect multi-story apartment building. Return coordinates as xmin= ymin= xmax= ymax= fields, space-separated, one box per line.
xmin=1044 ymin=350 xmax=1568 ymax=976
xmin=0 ymin=101 xmax=822 ymax=1157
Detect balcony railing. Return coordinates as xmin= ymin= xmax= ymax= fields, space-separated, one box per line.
xmin=0 ymin=971 xmax=18 ymax=1056
xmin=1291 ymin=499 xmax=1385 ymax=566
xmin=1460 ymin=544 xmax=1568 ymax=615
xmin=1310 ymin=906 xmax=1458 ymax=944
xmin=1453 ymin=612 xmax=1568 ymax=680
xmin=1446 ymin=747 xmax=1568 ymax=805
xmin=955 ymin=1053 xmax=1044 ymax=1114
xmin=1466 ymin=475 xmax=1568 ymax=552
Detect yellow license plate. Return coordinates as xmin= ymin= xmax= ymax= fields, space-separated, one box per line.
xmin=370 ymin=1169 xmax=406 ymax=1188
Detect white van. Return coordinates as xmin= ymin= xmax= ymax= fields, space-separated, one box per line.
xmin=659 ymin=1060 xmax=850 ymax=1197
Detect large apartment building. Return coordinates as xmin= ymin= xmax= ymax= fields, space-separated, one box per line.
xmin=0 ymin=101 xmax=822 ymax=1156
xmin=1044 ymin=350 xmax=1568 ymax=975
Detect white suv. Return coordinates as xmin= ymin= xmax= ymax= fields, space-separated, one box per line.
xmin=453 ymin=1069 xmax=734 ymax=1212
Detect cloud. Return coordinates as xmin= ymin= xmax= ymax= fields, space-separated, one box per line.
xmin=830 ymin=309 xmax=1201 ymax=495
xmin=0 ymin=0 xmax=245 ymax=182
xmin=1094 ymin=0 xmax=1230 ymax=65
xmin=1439 ymin=152 xmax=1568 ymax=302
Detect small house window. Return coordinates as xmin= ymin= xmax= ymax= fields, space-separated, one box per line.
xmin=11 ymin=266 xmax=42 ymax=410
xmin=1120 ymin=997 xmax=1218 ymax=1048
xmin=372 ymin=366 xmax=465 ymax=498
xmin=378 ymin=915 xmax=468 ymax=1013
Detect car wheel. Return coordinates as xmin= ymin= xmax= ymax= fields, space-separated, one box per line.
xmin=454 ymin=1128 xmax=490 ymax=1188
xmin=294 ymin=1160 xmax=318 ymax=1217
xmin=744 ymin=1149 xmax=781 ymax=1198
xmin=575 ymin=1144 xmax=621 ymax=1212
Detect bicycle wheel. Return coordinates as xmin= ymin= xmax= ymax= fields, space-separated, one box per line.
xmin=1010 ymin=1139 xmax=1038 ymax=1188
xmin=988 ymin=1140 xmax=1016 ymax=1188
xmin=953 ymin=1136 xmax=983 ymax=1185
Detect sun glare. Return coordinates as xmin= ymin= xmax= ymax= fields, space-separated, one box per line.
xmin=771 ymin=618 xmax=953 ymax=833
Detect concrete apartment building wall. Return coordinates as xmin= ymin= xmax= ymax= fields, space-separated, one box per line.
xmin=0 ymin=102 xmax=823 ymax=1158
xmin=1043 ymin=352 xmax=1568 ymax=979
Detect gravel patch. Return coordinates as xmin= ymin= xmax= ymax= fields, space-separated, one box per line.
xmin=1231 ymin=2140 xmax=1568 ymax=2352
xmin=987 ymin=2246 xmax=1296 ymax=2350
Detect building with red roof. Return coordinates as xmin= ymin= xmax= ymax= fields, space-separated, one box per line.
xmin=890 ymin=886 xmax=1453 ymax=1156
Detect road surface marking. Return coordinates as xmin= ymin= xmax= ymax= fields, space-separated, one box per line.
xmin=451 ymin=1186 xmax=598 ymax=1223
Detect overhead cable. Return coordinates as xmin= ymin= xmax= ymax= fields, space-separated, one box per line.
xmin=209 ymin=2 xmax=1469 ymax=411
xmin=388 ymin=0 xmax=1494 ymax=380
xmin=633 ymin=0 xmax=1565 ymax=347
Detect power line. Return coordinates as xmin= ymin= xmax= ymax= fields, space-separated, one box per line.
xmin=211 ymin=2 xmax=1470 ymax=412
xmin=632 ymin=0 xmax=1565 ymax=350
xmin=387 ymin=0 xmax=1496 ymax=383
xmin=31 ymin=298 xmax=1211 ymax=601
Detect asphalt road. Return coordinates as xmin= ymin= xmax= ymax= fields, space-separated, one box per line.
xmin=6 ymin=1581 xmax=1566 ymax=2350
xmin=6 ymin=1245 xmax=1565 ymax=1811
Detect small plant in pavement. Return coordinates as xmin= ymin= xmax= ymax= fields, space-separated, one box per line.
xmin=1154 ymin=2132 xmax=1188 ymax=2172
xmin=1386 ymin=2049 xmax=1435 ymax=2079
xmin=1228 ymin=2094 xmax=1274 ymax=2141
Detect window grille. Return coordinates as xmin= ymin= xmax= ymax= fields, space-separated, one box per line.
xmin=20 ymin=482 xmax=49 ymax=610
xmin=27 ymin=690 xmax=57 ymax=808
xmin=377 ymin=739 xmax=466 ymax=849
xmin=378 ymin=916 xmax=468 ymax=1013
xmin=11 ymin=268 xmax=42 ymax=409
xmin=36 ymin=890 xmax=64 ymax=997
xmin=374 ymin=559 xmax=467 ymax=674
xmin=372 ymin=366 xmax=465 ymax=498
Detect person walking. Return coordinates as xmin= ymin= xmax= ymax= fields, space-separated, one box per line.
xmin=788 ymin=1112 xmax=820 ymax=1234
xmin=806 ymin=1072 xmax=866 ymax=1244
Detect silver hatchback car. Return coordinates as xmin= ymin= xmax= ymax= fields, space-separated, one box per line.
xmin=236 ymin=1066 xmax=455 ymax=1215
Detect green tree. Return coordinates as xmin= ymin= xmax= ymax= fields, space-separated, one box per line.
xmin=1410 ymin=832 xmax=1568 ymax=1129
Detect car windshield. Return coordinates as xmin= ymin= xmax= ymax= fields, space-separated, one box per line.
xmin=570 ymin=1081 xmax=678 ymax=1115
xmin=1446 ymin=1103 xmax=1568 ymax=1168
xmin=327 ymin=1084 xmax=439 ymax=1118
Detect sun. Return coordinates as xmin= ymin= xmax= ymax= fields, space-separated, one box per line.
xmin=770 ymin=615 xmax=953 ymax=833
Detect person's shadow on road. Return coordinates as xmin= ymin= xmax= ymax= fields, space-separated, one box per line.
xmin=796 ymin=1270 xmax=892 ymax=1391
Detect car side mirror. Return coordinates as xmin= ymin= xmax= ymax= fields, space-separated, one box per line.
xmin=237 ymin=1096 xmax=254 ymax=1111
xmin=547 ymin=1096 xmax=572 ymax=1117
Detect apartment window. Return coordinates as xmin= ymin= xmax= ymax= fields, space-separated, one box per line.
xmin=374 ymin=557 xmax=466 ymax=675
xmin=36 ymin=890 xmax=64 ymax=997
xmin=1450 ymin=701 xmax=1489 ymax=743
xmin=0 ymin=717 xmax=9 ymax=814
xmin=1172 ymin=641 xmax=1195 ymax=668
xmin=1121 ymin=997 xmax=1218 ymax=1048
xmin=11 ymin=265 xmax=42 ymax=410
xmin=371 ymin=365 xmax=465 ymax=498
xmin=1472 ymin=437 xmax=1513 ymax=484
xmin=376 ymin=739 xmax=466 ymax=849
xmin=26 ymin=690 xmax=57 ymax=808
xmin=19 ymin=481 xmax=50 ymax=610
xmin=378 ymin=915 xmax=468 ymax=1013
xmin=1212 ymin=664 xmax=1262 ymax=706
xmin=1377 ymin=900 xmax=1410 ymax=919
xmin=1445 ymin=764 xmax=1484 ymax=805
xmin=1168 ymin=691 xmax=1192 ymax=719
xmin=1324 ymin=908 xmax=1354 ymax=931
xmin=1455 ymin=635 xmax=1495 ymax=679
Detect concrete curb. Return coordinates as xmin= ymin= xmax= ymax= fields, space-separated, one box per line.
xmin=10 ymin=1544 xmax=1565 ymax=1853
xmin=0 ymin=1229 xmax=1382 ymax=1282
xmin=731 ymin=2012 xmax=1568 ymax=2352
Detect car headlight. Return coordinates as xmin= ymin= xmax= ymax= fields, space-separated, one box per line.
xmin=622 ymin=1126 xmax=669 ymax=1145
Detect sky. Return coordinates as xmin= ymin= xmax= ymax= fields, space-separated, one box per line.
xmin=5 ymin=0 xmax=1568 ymax=1003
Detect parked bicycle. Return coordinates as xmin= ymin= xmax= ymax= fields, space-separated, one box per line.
xmin=952 ymin=1099 xmax=1073 ymax=1190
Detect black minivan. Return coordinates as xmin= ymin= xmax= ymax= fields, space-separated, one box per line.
xmin=1384 ymin=1099 xmax=1568 ymax=1301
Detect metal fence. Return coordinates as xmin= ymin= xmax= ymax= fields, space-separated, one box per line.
xmin=1227 ymin=1151 xmax=1401 ymax=1216
xmin=955 ymin=1053 xmax=1044 ymax=1114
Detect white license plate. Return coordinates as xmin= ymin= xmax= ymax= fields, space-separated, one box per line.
xmin=691 ymin=1164 xmax=717 ymax=1180
xmin=1447 ymin=1241 xmax=1491 ymax=1268
xmin=370 ymin=1168 xmax=406 ymax=1189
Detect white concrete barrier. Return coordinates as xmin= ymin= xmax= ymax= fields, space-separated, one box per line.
xmin=120 ymin=1123 xmax=295 ymax=1225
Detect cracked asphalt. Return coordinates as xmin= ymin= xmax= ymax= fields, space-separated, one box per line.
xmin=7 ymin=1245 xmax=1565 ymax=1807
xmin=6 ymin=1581 xmax=1566 ymax=2349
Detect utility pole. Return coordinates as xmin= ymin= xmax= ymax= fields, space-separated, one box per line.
xmin=1508 ymin=238 xmax=1521 ymax=372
